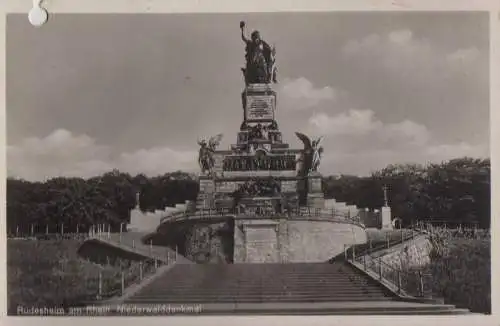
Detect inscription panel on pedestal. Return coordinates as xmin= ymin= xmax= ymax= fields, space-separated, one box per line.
xmin=199 ymin=180 xmax=215 ymax=193
xmin=223 ymin=170 xmax=297 ymax=178
xmin=308 ymin=177 xmax=323 ymax=192
xmin=281 ymin=180 xmax=297 ymax=193
xmin=245 ymin=95 xmax=275 ymax=121
xmin=223 ymin=155 xmax=296 ymax=171
xmin=245 ymin=225 xmax=279 ymax=263
xmin=215 ymin=181 xmax=241 ymax=193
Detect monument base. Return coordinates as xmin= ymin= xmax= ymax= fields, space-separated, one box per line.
xmin=233 ymin=217 xmax=367 ymax=263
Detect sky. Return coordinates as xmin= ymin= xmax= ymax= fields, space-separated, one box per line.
xmin=6 ymin=12 xmax=490 ymax=181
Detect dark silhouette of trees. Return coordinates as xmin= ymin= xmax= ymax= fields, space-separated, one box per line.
xmin=6 ymin=157 xmax=490 ymax=233
xmin=6 ymin=170 xmax=198 ymax=234
xmin=322 ymin=157 xmax=490 ymax=228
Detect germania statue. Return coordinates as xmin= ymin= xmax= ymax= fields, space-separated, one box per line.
xmin=295 ymin=132 xmax=324 ymax=175
xmin=240 ymin=21 xmax=277 ymax=85
xmin=197 ymin=134 xmax=223 ymax=176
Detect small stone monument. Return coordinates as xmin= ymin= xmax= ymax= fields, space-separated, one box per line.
xmin=381 ymin=185 xmax=393 ymax=229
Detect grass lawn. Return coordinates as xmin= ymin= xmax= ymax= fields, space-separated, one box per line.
xmin=7 ymin=239 xmax=156 ymax=315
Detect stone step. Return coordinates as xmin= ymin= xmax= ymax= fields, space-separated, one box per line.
xmin=103 ymin=301 xmax=471 ymax=315
xmin=126 ymin=296 xmax=391 ymax=303
xmin=117 ymin=262 xmax=469 ymax=315
xmin=139 ymin=286 xmax=384 ymax=295
xmin=125 ymin=262 xmax=392 ymax=305
xmin=138 ymin=278 xmax=382 ymax=285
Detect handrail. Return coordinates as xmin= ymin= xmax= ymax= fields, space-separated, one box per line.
xmin=89 ymin=256 xmax=174 ymax=302
xmin=160 ymin=206 xmax=364 ymax=225
xmin=345 ymin=228 xmax=432 ymax=299
xmin=355 ymin=230 xmax=422 ymax=258
xmin=348 ymin=253 xmax=431 ymax=298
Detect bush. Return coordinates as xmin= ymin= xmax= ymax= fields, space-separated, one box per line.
xmin=426 ymin=238 xmax=490 ymax=314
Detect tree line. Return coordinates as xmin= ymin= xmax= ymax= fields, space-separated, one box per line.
xmin=6 ymin=170 xmax=198 ymax=234
xmin=6 ymin=157 xmax=490 ymax=234
xmin=323 ymin=157 xmax=490 ymax=228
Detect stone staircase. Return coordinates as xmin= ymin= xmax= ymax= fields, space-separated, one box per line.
xmin=118 ymin=262 xmax=469 ymax=315
xmin=324 ymin=199 xmax=359 ymax=217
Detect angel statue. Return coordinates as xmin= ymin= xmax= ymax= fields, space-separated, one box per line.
xmin=311 ymin=137 xmax=324 ymax=172
xmin=197 ymin=134 xmax=223 ymax=176
xmin=295 ymin=132 xmax=324 ymax=175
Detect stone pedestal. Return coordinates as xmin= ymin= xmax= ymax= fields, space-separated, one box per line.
xmin=307 ymin=194 xmax=324 ymax=209
xmin=242 ymin=84 xmax=276 ymax=122
xmin=381 ymin=206 xmax=392 ymax=229
xmin=306 ymin=174 xmax=324 ymax=208
xmin=199 ymin=178 xmax=215 ymax=193
xmin=308 ymin=175 xmax=323 ymax=193
xmin=197 ymin=178 xmax=216 ymax=209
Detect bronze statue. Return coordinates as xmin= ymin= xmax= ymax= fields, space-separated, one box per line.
xmin=197 ymin=134 xmax=223 ymax=176
xmin=295 ymin=132 xmax=324 ymax=175
xmin=240 ymin=21 xmax=277 ymax=84
xmin=233 ymin=178 xmax=281 ymax=198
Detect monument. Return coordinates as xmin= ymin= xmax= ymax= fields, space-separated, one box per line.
xmin=149 ymin=21 xmax=366 ymax=264
xmin=195 ymin=21 xmax=326 ymax=219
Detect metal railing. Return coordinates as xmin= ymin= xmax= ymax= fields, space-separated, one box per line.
xmin=80 ymin=256 xmax=175 ymax=302
xmin=355 ymin=229 xmax=423 ymax=258
xmin=419 ymin=222 xmax=490 ymax=240
xmin=161 ymin=206 xmax=364 ymax=226
xmin=7 ymin=223 xmax=128 ymax=239
xmin=7 ymin=223 xmax=180 ymax=263
xmin=345 ymin=227 xmax=433 ymax=299
xmin=348 ymin=252 xmax=432 ymax=298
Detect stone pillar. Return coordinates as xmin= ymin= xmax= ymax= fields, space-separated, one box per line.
xmin=233 ymin=222 xmax=246 ymax=263
xmin=277 ymin=219 xmax=289 ymax=263
xmin=198 ymin=177 xmax=215 ymax=209
xmin=307 ymin=174 xmax=324 ymax=209
xmin=381 ymin=206 xmax=393 ymax=229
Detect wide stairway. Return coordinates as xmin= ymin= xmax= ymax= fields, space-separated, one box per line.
xmin=121 ymin=262 xmax=470 ymax=315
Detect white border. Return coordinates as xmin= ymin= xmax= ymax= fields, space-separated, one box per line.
xmin=1 ymin=1 xmax=499 ymax=326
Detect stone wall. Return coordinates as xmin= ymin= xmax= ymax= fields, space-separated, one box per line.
xmin=78 ymin=240 xmax=150 ymax=265
xmin=161 ymin=216 xmax=368 ymax=264
xmin=183 ymin=220 xmax=234 ymax=263
xmin=128 ymin=207 xmax=178 ymax=232
xmin=233 ymin=222 xmax=246 ymax=262
xmin=370 ymin=234 xmax=432 ymax=270
xmin=285 ymin=220 xmax=366 ymax=262
xmin=233 ymin=218 xmax=367 ymax=263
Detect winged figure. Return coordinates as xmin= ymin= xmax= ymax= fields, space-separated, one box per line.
xmin=295 ymin=132 xmax=324 ymax=174
xmin=198 ymin=134 xmax=223 ymax=175
xmin=208 ymin=133 xmax=223 ymax=151
xmin=311 ymin=136 xmax=324 ymax=172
